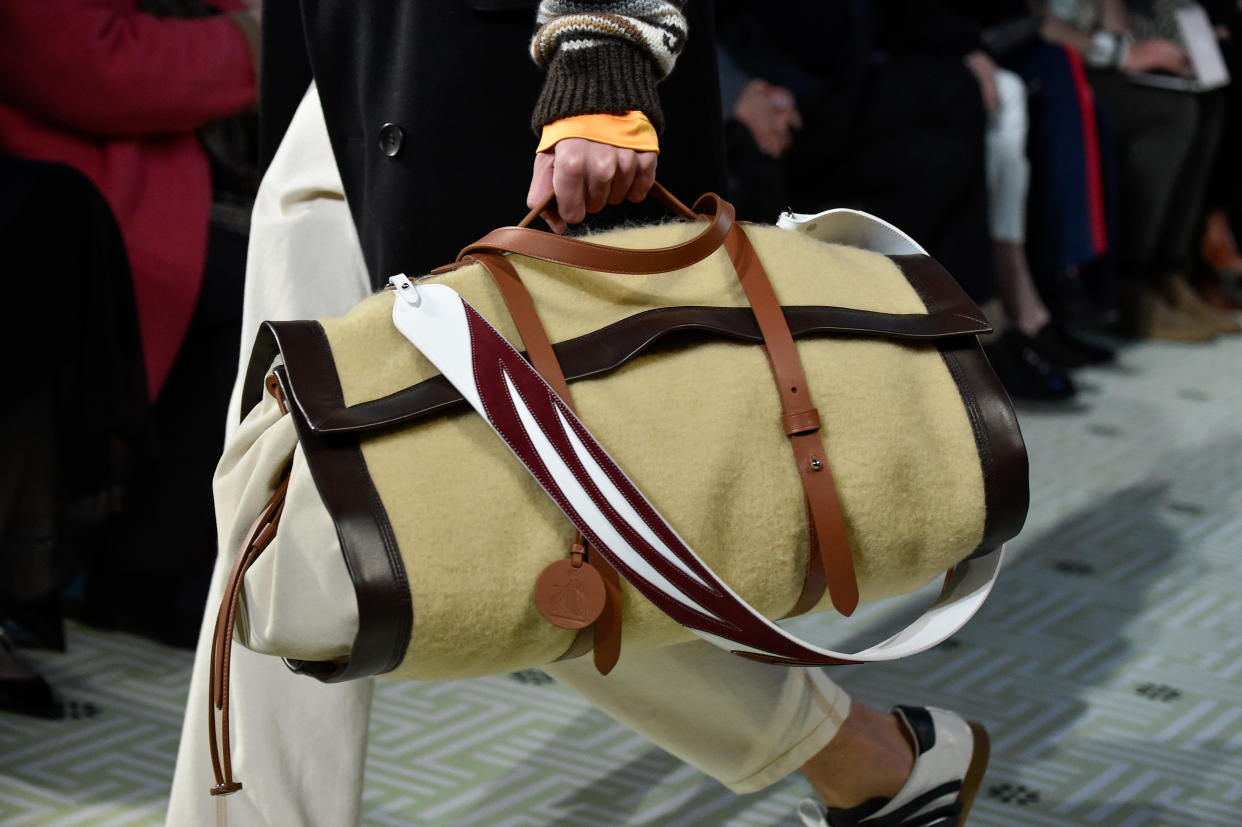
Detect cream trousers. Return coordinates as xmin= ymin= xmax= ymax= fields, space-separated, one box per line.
xmin=166 ymin=84 xmax=850 ymax=826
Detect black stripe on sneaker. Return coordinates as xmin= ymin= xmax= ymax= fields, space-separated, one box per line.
xmin=876 ymin=782 xmax=963 ymax=824
xmin=894 ymin=706 xmax=936 ymax=754
xmin=826 ymin=782 xmax=963 ymax=826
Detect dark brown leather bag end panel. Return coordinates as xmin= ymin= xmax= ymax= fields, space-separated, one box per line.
xmin=262 ymin=324 xmax=414 ymax=682
xmin=892 ymin=256 xmax=1030 ymax=556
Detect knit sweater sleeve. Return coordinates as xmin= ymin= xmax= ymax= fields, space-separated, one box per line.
xmin=529 ymin=1 xmax=689 ymax=133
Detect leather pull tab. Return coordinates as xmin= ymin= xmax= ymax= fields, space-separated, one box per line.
xmin=591 ymin=568 xmax=623 ymax=675
xmin=472 ymin=254 xmax=625 ymax=672
xmin=535 ymin=556 xmax=607 ymax=630
xmin=264 ymin=374 xmax=289 ymax=415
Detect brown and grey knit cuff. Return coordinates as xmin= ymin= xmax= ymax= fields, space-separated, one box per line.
xmin=531 ymin=39 xmax=664 ymax=133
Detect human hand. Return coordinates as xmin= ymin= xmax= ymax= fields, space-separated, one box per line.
xmin=1124 ymin=39 xmax=1193 ymax=75
xmin=964 ymin=50 xmax=999 ymax=119
xmin=526 ymin=138 xmax=657 ymax=234
xmin=732 ymin=79 xmax=802 ymax=158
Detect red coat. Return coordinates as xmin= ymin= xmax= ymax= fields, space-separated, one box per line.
xmin=0 ymin=0 xmax=256 ymax=398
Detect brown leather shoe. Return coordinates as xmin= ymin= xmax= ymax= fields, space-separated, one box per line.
xmin=1123 ymin=287 xmax=1217 ymax=342
xmin=1165 ymin=275 xmax=1242 ymax=334
xmin=1201 ymin=210 xmax=1242 ymax=276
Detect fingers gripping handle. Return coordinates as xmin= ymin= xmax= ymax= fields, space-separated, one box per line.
xmin=461 ymin=186 xmax=736 ymax=275
xmin=520 ymin=180 xmax=700 ymax=228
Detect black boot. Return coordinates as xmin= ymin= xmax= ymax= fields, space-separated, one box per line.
xmin=1030 ymin=322 xmax=1116 ymax=368
xmin=984 ymin=331 xmax=1077 ymax=402
xmin=0 ymin=627 xmax=60 ymax=719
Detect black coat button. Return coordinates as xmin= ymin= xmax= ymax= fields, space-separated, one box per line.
xmin=379 ymin=123 xmax=404 ymax=157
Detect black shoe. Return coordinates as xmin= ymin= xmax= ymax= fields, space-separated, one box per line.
xmin=0 ymin=629 xmax=60 ymax=719
xmin=984 ymin=331 xmax=1077 ymax=402
xmin=1031 ymin=322 xmax=1115 ymax=369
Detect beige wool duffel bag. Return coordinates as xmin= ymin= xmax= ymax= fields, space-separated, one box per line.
xmin=206 ymin=188 xmax=1026 ymax=793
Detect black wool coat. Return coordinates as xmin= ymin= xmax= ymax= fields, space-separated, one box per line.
xmin=259 ymin=0 xmax=727 ymax=288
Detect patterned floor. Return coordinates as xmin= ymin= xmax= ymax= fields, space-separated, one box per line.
xmin=2 ymin=333 xmax=1240 ymax=826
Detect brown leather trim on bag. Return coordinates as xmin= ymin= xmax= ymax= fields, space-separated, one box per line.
xmin=892 ymin=256 xmax=1030 ymax=557
xmin=262 ymin=323 xmax=414 ymax=682
xmin=293 ymin=299 xmax=993 ymax=436
xmin=722 ymin=225 xmax=859 ymax=618
xmin=239 ymin=326 xmax=284 ymax=423
xmin=938 ymin=344 xmax=1030 ymax=556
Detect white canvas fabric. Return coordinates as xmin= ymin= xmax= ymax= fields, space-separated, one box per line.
xmin=223 ymin=85 xmax=372 ymax=432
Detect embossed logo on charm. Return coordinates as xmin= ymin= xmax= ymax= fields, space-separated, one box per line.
xmin=535 ymin=557 xmax=607 ymax=630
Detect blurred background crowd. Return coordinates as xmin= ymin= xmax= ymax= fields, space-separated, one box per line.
xmin=2 ymin=0 xmax=1241 ymax=717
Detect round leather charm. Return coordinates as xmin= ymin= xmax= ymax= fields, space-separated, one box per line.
xmin=535 ymin=559 xmax=607 ymax=630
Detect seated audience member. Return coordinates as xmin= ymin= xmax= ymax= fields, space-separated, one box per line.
xmin=1124 ymin=0 xmax=1242 ymax=314
xmin=0 ymin=0 xmax=260 ymax=645
xmin=0 ymin=156 xmax=144 ymax=717
xmin=1042 ymin=0 xmax=1240 ymax=339
xmin=718 ymin=0 xmax=1078 ymax=400
xmin=976 ymin=51 xmax=1117 ymax=368
xmin=943 ymin=0 xmax=1122 ymax=341
xmin=1189 ymin=0 xmax=1242 ymax=308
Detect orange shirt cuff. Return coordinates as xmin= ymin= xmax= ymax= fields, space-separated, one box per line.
xmin=536 ymin=111 xmax=659 ymax=154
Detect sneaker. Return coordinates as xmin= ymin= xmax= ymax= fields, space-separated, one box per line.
xmin=797 ymin=706 xmax=990 ymax=827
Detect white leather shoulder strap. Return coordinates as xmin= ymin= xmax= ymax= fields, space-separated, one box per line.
xmin=777 ymin=207 xmax=928 ymax=256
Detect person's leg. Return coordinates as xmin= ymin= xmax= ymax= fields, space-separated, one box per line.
xmin=1086 ymin=72 xmax=1224 ymax=339
xmin=167 ymin=84 xmax=377 ymax=827
xmin=1087 ymin=74 xmax=1196 ymax=278
xmin=545 ymin=639 xmax=852 ymax=794
xmin=798 ymin=703 xmax=913 ymax=808
xmin=1151 ymin=91 xmax=1241 ymax=332
xmin=985 ymin=69 xmax=1049 ymax=337
xmin=860 ymin=60 xmax=998 ymax=308
xmin=84 ymin=222 xmax=247 ymax=647
xmin=0 ymin=385 xmax=60 ymax=719
xmin=549 ymin=642 xmax=986 ymax=825
xmin=987 ymin=67 xmax=1113 ymax=369
xmin=1157 ymin=91 xmax=1226 ymax=274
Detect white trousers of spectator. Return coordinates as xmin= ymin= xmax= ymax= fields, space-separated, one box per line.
xmin=985 ymin=68 xmax=1030 ymax=245
xmin=166 ymin=83 xmax=851 ymax=827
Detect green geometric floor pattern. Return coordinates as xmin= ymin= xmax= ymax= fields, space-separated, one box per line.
xmin=2 ymin=334 xmax=1239 ymax=826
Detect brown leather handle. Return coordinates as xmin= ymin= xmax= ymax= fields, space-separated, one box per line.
xmin=516 ymin=180 xmax=700 ymax=228
xmin=458 ymin=185 xmax=736 ymax=275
